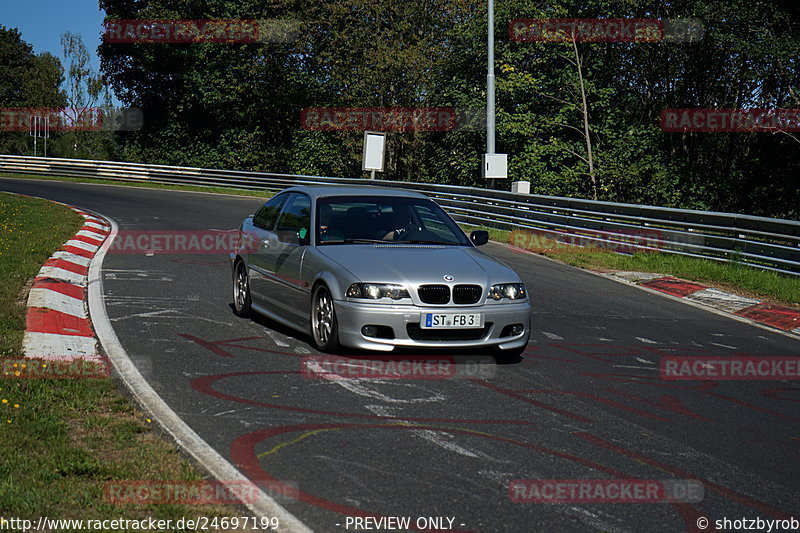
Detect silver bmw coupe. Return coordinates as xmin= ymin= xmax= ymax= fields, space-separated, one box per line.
xmin=230 ymin=186 xmax=531 ymax=356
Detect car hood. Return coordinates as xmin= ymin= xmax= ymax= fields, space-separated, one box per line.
xmin=317 ymin=245 xmax=520 ymax=285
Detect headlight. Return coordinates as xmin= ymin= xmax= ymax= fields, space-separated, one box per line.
xmin=346 ymin=283 xmax=410 ymax=300
xmin=488 ymin=283 xmax=527 ymax=301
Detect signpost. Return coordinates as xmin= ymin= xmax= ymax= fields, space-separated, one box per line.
xmin=362 ymin=131 xmax=386 ymax=179
xmin=484 ymin=0 xmax=507 ymax=186
xmin=29 ymin=115 xmax=50 ymax=157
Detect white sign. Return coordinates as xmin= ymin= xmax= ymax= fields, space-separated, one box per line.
xmin=482 ymin=153 xmax=507 ymax=179
xmin=362 ymin=131 xmax=386 ymax=172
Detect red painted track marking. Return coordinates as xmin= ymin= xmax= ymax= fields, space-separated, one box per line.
xmin=72 ymin=234 xmax=103 ymax=247
xmin=640 ymin=276 xmax=706 ymax=297
xmin=81 ymin=223 xmax=109 ymax=234
xmin=512 ymin=389 xmax=670 ymax=421
xmin=760 ymin=388 xmax=800 ymax=403
xmin=735 ymin=303 xmax=800 ymax=331
xmin=179 ymin=334 xmax=303 ymax=358
xmin=230 ymin=423 xmax=708 ymax=532
xmin=470 ymin=379 xmax=593 ymax=423
xmin=31 ymin=278 xmax=85 ymax=300
xmin=604 ymin=389 xmax=713 ymax=422
xmin=582 ymin=372 xmax=800 ymax=423
xmin=42 ymin=257 xmax=88 ymax=276
xmin=25 ymin=308 xmax=94 ymax=336
xmin=191 ymin=371 xmax=535 ymax=426
xmin=61 ymin=244 xmax=95 ymax=259
xmin=577 ymin=432 xmax=792 ymax=519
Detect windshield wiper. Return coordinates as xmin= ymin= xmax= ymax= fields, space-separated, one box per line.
xmin=395 ymin=239 xmax=459 ymax=246
xmin=321 ymin=238 xmax=387 ymax=245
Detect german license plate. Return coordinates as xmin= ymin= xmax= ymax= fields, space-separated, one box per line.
xmin=421 ymin=313 xmax=483 ymax=329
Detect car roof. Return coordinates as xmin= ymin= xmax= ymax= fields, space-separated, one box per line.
xmin=277 ymin=185 xmax=429 ymax=200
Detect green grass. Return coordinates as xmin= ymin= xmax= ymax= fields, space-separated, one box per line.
xmin=0 ymin=172 xmax=273 ymax=198
xmin=0 ymin=193 xmax=83 ymax=356
xmin=462 ymin=225 xmax=510 ymax=245
xmin=461 ymin=224 xmax=800 ymax=306
xmin=0 ymin=193 xmax=253 ymax=526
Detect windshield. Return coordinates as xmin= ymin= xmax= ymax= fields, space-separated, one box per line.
xmin=316 ymin=195 xmax=470 ymax=246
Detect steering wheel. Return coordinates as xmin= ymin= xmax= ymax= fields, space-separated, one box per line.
xmin=399 ymin=228 xmax=438 ymax=241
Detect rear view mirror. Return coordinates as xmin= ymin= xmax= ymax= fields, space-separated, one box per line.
xmin=470 ymin=230 xmax=489 ymax=246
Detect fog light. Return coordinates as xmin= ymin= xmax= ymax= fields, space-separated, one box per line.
xmin=362 ymin=325 xmax=378 ymax=337
xmin=500 ymin=324 xmax=525 ymax=337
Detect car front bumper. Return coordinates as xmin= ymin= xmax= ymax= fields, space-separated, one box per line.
xmin=333 ymin=299 xmax=531 ymax=352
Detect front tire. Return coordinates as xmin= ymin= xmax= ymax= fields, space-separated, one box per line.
xmin=233 ymin=261 xmax=252 ymax=317
xmin=311 ymin=284 xmax=340 ymax=353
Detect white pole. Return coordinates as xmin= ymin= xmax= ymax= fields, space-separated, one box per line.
xmin=32 ymin=116 xmax=38 ymax=156
xmin=486 ymin=0 xmax=496 ymax=188
xmin=487 ymin=0 xmax=495 ymax=155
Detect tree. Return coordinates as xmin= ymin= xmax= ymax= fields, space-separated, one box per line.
xmin=0 ymin=26 xmax=66 ymax=155
xmin=99 ymin=0 xmax=303 ymax=170
xmin=95 ymin=0 xmax=800 ymax=219
xmin=56 ymin=31 xmax=115 ymax=158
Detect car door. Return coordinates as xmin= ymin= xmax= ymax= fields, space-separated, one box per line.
xmin=262 ymin=192 xmax=312 ymax=324
xmin=247 ymin=193 xmax=288 ymax=305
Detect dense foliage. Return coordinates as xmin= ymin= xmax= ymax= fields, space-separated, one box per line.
xmin=2 ymin=1 xmax=800 ymax=219
xmin=0 ymin=26 xmax=66 ymax=155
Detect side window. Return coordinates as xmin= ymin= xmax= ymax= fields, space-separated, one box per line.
xmin=276 ymin=193 xmax=312 ymax=233
xmin=253 ymin=194 xmax=286 ymax=230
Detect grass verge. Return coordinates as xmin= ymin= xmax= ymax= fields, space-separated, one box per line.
xmin=0 ymin=172 xmax=272 ymax=199
xmin=0 ymin=192 xmax=253 ymax=527
xmin=462 ymin=224 xmax=800 ymax=307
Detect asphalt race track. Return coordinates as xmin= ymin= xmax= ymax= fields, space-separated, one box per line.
xmin=3 ymin=177 xmax=799 ymax=532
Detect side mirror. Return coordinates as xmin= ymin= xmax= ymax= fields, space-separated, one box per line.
xmin=470 ymin=230 xmax=489 ymax=246
xmin=298 ymin=227 xmax=310 ymax=246
xmin=276 ymin=228 xmax=310 ymax=245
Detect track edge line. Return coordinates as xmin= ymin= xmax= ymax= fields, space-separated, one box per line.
xmin=86 ymin=210 xmax=314 ymax=533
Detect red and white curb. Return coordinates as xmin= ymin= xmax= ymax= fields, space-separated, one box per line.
xmin=10 ymin=195 xmax=310 ymax=531
xmin=612 ymin=271 xmax=800 ymax=335
xmin=22 ymin=208 xmax=110 ymax=361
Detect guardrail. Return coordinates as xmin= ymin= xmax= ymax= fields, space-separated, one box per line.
xmin=1 ymin=154 xmax=799 ymax=276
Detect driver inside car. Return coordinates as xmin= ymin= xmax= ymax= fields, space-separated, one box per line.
xmin=381 ymin=205 xmax=420 ymax=240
